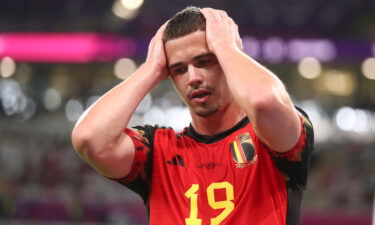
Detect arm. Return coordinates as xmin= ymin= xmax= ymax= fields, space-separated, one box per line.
xmin=200 ymin=8 xmax=301 ymax=153
xmin=71 ymin=23 xmax=168 ymax=179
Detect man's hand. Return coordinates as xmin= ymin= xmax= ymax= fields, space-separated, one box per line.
xmin=200 ymin=8 xmax=243 ymax=54
xmin=145 ymin=22 xmax=169 ymax=81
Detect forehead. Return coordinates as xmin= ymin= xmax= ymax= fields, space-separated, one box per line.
xmin=164 ymin=30 xmax=211 ymax=66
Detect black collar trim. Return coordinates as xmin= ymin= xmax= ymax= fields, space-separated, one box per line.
xmin=184 ymin=117 xmax=249 ymax=144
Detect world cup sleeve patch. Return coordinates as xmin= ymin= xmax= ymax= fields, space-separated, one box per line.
xmin=230 ymin=132 xmax=258 ymax=168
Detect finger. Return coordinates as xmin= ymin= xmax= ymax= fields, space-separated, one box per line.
xmin=200 ymin=8 xmax=216 ymax=23
xmin=224 ymin=16 xmax=242 ymax=50
xmin=209 ymin=9 xmax=225 ymax=23
xmin=226 ymin=17 xmax=235 ymax=27
xmin=200 ymin=7 xmax=214 ymax=16
xmin=201 ymin=8 xmax=226 ymax=24
xmin=233 ymin=24 xmax=243 ymax=50
xmin=236 ymin=33 xmax=243 ymax=50
xmin=155 ymin=20 xmax=169 ymax=38
xmin=218 ymin=10 xmax=228 ymax=21
xmin=149 ymin=21 xmax=169 ymax=55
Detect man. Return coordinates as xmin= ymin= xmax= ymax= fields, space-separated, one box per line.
xmin=71 ymin=6 xmax=314 ymax=225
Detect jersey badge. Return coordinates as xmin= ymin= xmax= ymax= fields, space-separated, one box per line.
xmin=230 ymin=133 xmax=257 ymax=168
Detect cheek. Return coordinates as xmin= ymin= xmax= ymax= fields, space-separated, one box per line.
xmin=216 ymin=78 xmax=232 ymax=101
xmin=171 ymin=77 xmax=188 ymax=96
xmin=212 ymin=70 xmax=229 ymax=92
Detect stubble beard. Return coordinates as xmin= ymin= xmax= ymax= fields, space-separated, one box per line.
xmin=191 ymin=102 xmax=219 ymax=117
xmin=186 ymin=85 xmax=219 ymax=117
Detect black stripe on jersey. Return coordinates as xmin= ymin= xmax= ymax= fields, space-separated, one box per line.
xmin=184 ymin=117 xmax=249 ymax=144
xmin=230 ymin=142 xmax=239 ymax=162
xmin=121 ymin=125 xmax=162 ymax=211
xmin=270 ymin=107 xmax=314 ymax=225
xmin=286 ymin=183 xmax=303 ymax=225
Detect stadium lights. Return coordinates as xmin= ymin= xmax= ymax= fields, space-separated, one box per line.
xmin=298 ymin=57 xmax=322 ymax=79
xmin=242 ymin=36 xmax=261 ymax=59
xmin=361 ymin=57 xmax=375 ymax=80
xmin=120 ymin=0 xmax=144 ymax=10
xmin=114 ymin=58 xmax=137 ymax=80
xmin=112 ymin=0 xmax=139 ymax=20
xmin=335 ymin=107 xmax=371 ymax=133
xmin=0 ymin=78 xmax=36 ymax=120
xmin=262 ymin=37 xmax=287 ymax=64
xmin=288 ymin=39 xmax=336 ymax=62
xmin=65 ymin=99 xmax=84 ymax=122
xmin=335 ymin=107 xmax=356 ymax=131
xmin=0 ymin=57 xmax=16 ymax=78
xmin=42 ymin=87 xmax=62 ymax=112
xmin=239 ymin=36 xmax=338 ymax=63
xmin=322 ymin=70 xmax=356 ymax=96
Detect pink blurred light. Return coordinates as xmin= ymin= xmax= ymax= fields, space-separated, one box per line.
xmin=0 ymin=33 xmax=135 ymax=63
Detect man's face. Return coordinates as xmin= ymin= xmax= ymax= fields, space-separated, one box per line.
xmin=165 ymin=30 xmax=233 ymax=117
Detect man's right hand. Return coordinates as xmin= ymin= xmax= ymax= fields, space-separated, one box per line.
xmin=145 ymin=22 xmax=169 ymax=81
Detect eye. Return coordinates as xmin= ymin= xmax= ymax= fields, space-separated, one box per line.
xmin=194 ymin=56 xmax=217 ymax=68
xmin=171 ymin=66 xmax=187 ymax=75
xmin=196 ymin=59 xmax=211 ymax=67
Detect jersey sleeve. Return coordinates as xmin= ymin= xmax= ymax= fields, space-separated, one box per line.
xmin=263 ymin=107 xmax=314 ymax=189
xmin=111 ymin=124 xmax=157 ymax=201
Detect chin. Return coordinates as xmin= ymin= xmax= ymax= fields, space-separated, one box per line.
xmin=193 ymin=105 xmax=219 ymax=118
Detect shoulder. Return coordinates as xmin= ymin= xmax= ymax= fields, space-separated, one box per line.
xmin=128 ymin=124 xmax=188 ymax=142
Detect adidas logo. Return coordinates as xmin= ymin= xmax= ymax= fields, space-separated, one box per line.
xmin=166 ymin=154 xmax=185 ymax=167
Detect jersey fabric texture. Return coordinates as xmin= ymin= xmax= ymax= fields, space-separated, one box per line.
xmin=112 ymin=109 xmax=314 ymax=225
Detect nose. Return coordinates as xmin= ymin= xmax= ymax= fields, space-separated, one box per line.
xmin=187 ymin=65 xmax=203 ymax=87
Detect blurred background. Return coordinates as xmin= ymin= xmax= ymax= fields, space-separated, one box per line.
xmin=0 ymin=0 xmax=374 ymax=224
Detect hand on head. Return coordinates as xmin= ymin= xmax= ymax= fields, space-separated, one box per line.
xmin=145 ymin=8 xmax=243 ymax=82
xmin=145 ymin=21 xmax=169 ymax=81
xmin=200 ymin=8 xmax=243 ymax=54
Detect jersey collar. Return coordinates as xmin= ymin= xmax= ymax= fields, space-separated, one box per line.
xmin=184 ymin=117 xmax=249 ymax=144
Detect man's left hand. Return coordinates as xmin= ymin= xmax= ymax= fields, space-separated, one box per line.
xmin=200 ymin=8 xmax=243 ymax=54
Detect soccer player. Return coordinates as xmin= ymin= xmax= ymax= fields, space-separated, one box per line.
xmin=71 ymin=6 xmax=314 ymax=225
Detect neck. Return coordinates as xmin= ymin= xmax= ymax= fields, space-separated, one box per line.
xmin=190 ymin=101 xmax=246 ymax=136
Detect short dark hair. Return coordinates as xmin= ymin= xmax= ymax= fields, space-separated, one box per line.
xmin=163 ymin=6 xmax=206 ymax=41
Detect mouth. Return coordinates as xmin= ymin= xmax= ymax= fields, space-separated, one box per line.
xmin=190 ymin=89 xmax=211 ymax=103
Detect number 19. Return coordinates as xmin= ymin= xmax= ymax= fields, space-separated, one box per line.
xmin=184 ymin=182 xmax=234 ymax=225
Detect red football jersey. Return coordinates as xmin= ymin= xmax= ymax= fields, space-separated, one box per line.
xmin=113 ymin=109 xmax=314 ymax=225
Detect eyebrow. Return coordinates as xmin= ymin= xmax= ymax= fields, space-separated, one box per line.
xmin=192 ymin=53 xmax=215 ymax=61
xmin=168 ymin=53 xmax=215 ymax=70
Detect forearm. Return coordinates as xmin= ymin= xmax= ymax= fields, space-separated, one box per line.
xmin=215 ymin=46 xmax=300 ymax=151
xmin=215 ymin=46 xmax=291 ymax=113
xmin=72 ymin=63 xmax=160 ymax=153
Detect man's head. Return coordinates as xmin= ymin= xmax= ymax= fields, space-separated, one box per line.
xmin=163 ymin=7 xmax=234 ymax=118
xmin=163 ymin=6 xmax=206 ymax=42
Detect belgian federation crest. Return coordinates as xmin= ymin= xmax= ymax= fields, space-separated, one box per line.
xmin=230 ymin=133 xmax=257 ymax=168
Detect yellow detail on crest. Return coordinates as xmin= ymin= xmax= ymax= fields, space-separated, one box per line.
xmin=233 ymin=141 xmax=244 ymax=163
